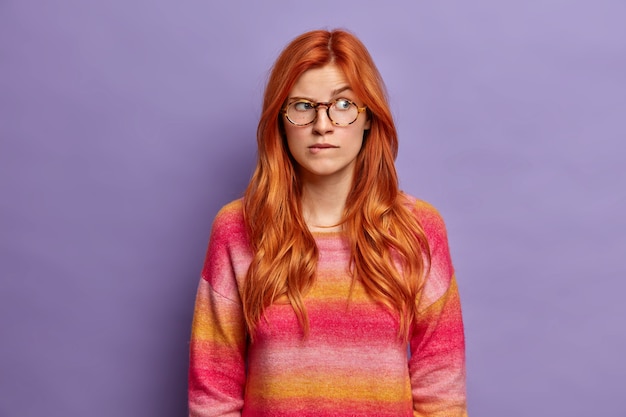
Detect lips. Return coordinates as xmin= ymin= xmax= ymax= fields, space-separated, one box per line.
xmin=309 ymin=143 xmax=338 ymax=149
xmin=308 ymin=143 xmax=338 ymax=154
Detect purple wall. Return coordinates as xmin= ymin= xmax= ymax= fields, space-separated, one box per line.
xmin=1 ymin=1 xmax=625 ymax=416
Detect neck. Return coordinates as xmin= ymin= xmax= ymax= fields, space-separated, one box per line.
xmin=300 ymin=172 xmax=353 ymax=232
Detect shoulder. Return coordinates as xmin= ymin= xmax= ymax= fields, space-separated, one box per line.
xmin=201 ymin=199 xmax=249 ymax=297
xmin=400 ymin=194 xmax=456 ymax=308
xmin=400 ymin=192 xmax=449 ymax=246
xmin=209 ymin=198 xmax=248 ymax=248
xmin=212 ymin=198 xmax=245 ymax=231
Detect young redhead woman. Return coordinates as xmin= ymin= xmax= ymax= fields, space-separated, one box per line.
xmin=188 ymin=29 xmax=468 ymax=417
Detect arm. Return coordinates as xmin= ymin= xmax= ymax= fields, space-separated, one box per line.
xmin=409 ymin=205 xmax=468 ymax=417
xmin=188 ymin=206 xmax=248 ymax=417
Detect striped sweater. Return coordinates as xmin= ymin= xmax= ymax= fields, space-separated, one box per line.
xmin=188 ymin=196 xmax=467 ymax=417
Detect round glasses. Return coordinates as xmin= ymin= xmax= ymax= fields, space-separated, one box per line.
xmin=283 ymin=98 xmax=367 ymax=126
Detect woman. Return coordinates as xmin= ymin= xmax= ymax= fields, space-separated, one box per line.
xmin=189 ymin=29 xmax=467 ymax=417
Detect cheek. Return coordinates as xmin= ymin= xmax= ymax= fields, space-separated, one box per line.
xmin=348 ymin=129 xmax=366 ymax=152
xmin=352 ymin=138 xmax=365 ymax=156
xmin=284 ymin=128 xmax=304 ymax=160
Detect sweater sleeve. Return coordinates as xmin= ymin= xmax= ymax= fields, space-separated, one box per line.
xmin=188 ymin=204 xmax=248 ymax=417
xmin=409 ymin=203 xmax=468 ymax=417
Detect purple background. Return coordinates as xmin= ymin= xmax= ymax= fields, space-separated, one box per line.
xmin=1 ymin=1 xmax=625 ymax=416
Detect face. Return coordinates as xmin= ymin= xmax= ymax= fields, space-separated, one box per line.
xmin=283 ymin=64 xmax=371 ymax=185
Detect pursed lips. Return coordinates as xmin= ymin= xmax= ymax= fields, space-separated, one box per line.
xmin=308 ymin=143 xmax=338 ymax=149
xmin=308 ymin=143 xmax=338 ymax=154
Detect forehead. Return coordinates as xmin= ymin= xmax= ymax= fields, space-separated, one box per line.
xmin=289 ymin=64 xmax=350 ymax=98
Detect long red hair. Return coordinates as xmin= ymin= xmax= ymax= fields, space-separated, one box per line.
xmin=243 ymin=29 xmax=430 ymax=341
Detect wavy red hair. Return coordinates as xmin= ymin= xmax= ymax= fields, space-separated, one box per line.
xmin=243 ymin=29 xmax=430 ymax=341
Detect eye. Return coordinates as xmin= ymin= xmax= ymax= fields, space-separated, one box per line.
xmin=292 ymin=101 xmax=314 ymax=112
xmin=334 ymin=98 xmax=353 ymax=111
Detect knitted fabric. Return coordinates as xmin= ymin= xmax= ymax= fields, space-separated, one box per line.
xmin=189 ymin=196 xmax=467 ymax=417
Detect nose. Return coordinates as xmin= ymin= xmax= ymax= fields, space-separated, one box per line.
xmin=312 ymin=106 xmax=334 ymax=135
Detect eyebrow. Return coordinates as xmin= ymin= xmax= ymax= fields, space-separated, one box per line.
xmin=331 ymin=85 xmax=352 ymax=96
xmin=288 ymin=85 xmax=353 ymax=102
